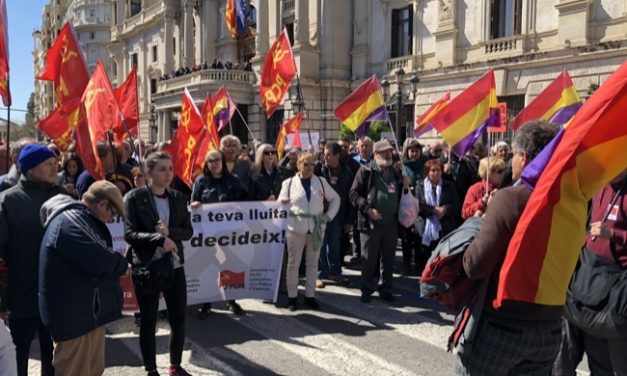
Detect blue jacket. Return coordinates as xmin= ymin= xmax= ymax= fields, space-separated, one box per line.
xmin=39 ymin=195 xmax=128 ymax=341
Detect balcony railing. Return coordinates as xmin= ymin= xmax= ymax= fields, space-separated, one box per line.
xmin=385 ymin=55 xmax=423 ymax=73
xmin=156 ymin=69 xmax=256 ymax=93
xmin=484 ymin=35 xmax=524 ymax=55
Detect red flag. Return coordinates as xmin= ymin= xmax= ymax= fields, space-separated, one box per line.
xmin=81 ymin=62 xmax=122 ymax=180
xmin=36 ymin=22 xmax=89 ymax=151
xmin=200 ymin=93 xmax=220 ymax=151
xmin=488 ymin=102 xmax=508 ymax=133
xmin=113 ymin=68 xmax=139 ymax=142
xmin=219 ymin=270 xmax=245 ymax=288
xmin=260 ymin=29 xmax=297 ymax=118
xmin=0 ymin=0 xmax=10 ymax=107
xmin=225 ymin=0 xmax=237 ymax=39
xmin=164 ymin=89 xmax=207 ymax=187
xmin=276 ymin=112 xmax=303 ymax=159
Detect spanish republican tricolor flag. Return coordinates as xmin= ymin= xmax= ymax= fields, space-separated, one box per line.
xmin=276 ymin=112 xmax=304 ymax=159
xmin=334 ymin=75 xmax=388 ymax=133
xmin=511 ymin=70 xmax=581 ymax=130
xmin=429 ymin=69 xmax=499 ymax=156
xmin=0 ymin=0 xmax=10 ymax=107
xmin=495 ymin=61 xmax=627 ymax=308
xmin=414 ymin=92 xmax=450 ymax=137
xmin=211 ymin=86 xmax=237 ymax=132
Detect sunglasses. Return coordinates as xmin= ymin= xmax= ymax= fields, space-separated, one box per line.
xmin=263 ymin=150 xmax=277 ymax=156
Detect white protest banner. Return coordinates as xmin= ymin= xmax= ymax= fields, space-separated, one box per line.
xmin=111 ymin=201 xmax=289 ymax=313
xmin=106 ymin=216 xmax=139 ymax=314
xmin=185 ymin=201 xmax=289 ymax=304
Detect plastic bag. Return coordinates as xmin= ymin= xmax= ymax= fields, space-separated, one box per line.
xmin=398 ymin=190 xmax=419 ymax=228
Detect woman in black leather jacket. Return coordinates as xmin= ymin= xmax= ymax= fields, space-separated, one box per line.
xmin=249 ymin=143 xmax=283 ymax=201
xmin=124 ymin=151 xmax=193 ymax=376
xmin=190 ymin=149 xmax=248 ymax=318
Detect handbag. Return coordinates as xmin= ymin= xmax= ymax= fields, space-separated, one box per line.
xmin=131 ymin=253 xmax=175 ymax=294
xmin=563 ymin=247 xmax=627 ymax=339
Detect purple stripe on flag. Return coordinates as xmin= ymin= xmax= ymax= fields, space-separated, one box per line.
xmin=548 ymin=102 xmax=581 ymax=125
xmin=520 ymin=128 xmax=565 ymax=190
xmin=414 ymin=124 xmax=433 ymax=138
xmin=450 ymin=108 xmax=498 ymax=157
xmin=355 ymin=122 xmax=371 ymax=140
xmin=365 ymin=106 xmax=389 ymax=122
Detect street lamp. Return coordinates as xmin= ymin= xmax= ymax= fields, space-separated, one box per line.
xmin=148 ymin=103 xmax=157 ymax=142
xmin=381 ymin=68 xmax=420 ymax=146
xmin=289 ymin=84 xmax=303 ymax=114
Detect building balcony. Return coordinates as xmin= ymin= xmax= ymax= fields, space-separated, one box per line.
xmin=156 ymin=69 xmax=257 ymax=94
xmin=484 ymin=35 xmax=525 ymax=57
xmin=111 ymin=1 xmax=162 ymax=40
xmin=385 ymin=55 xmax=424 ymax=74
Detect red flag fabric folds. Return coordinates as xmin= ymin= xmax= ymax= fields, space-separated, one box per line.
xmin=260 ymin=29 xmax=297 ymax=118
xmin=81 ymin=62 xmax=122 ymax=180
xmin=165 ymin=89 xmax=206 ymax=188
xmin=0 ymin=0 xmax=10 ymax=107
xmin=113 ymin=68 xmax=139 ymax=142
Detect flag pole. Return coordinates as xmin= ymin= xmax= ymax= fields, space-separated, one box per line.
xmin=5 ymin=104 xmax=9 ymax=172
xmin=293 ymin=73 xmax=313 ymax=146
xmin=234 ymin=105 xmax=256 ymax=142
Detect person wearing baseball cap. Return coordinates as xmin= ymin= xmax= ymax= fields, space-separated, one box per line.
xmin=350 ymin=139 xmax=410 ymax=304
xmin=39 ymin=180 xmax=127 ymax=375
xmin=0 ymin=142 xmax=65 ymax=375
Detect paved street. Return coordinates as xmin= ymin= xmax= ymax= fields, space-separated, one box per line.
xmin=27 ymin=255 xmax=590 ymax=376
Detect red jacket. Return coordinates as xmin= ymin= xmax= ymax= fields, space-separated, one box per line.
xmin=461 ymin=180 xmax=496 ymax=220
xmin=585 ymin=180 xmax=627 ymax=266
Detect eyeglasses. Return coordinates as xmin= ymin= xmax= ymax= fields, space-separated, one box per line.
xmin=207 ymin=159 xmax=221 ymax=164
xmin=301 ymin=161 xmax=314 ymax=167
xmin=491 ymin=169 xmax=505 ymax=174
xmin=263 ymin=150 xmax=277 ymax=156
xmin=429 ymin=169 xmax=442 ymax=173
xmin=432 ymin=149 xmax=443 ymax=153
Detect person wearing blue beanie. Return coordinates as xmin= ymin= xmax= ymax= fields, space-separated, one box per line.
xmin=0 ymin=142 xmax=65 ymax=375
xmin=17 ymin=144 xmax=58 ymax=184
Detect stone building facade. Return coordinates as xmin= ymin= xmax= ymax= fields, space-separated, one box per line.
xmin=36 ymin=0 xmax=627 ymax=145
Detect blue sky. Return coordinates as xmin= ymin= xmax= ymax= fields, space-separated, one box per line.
xmin=5 ymin=0 xmax=49 ymax=123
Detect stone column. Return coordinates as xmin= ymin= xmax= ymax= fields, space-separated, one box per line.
xmin=253 ymin=0 xmax=269 ymax=59
xmin=203 ymin=0 xmax=218 ymax=65
xmin=162 ymin=9 xmax=174 ymax=73
xmin=556 ymin=0 xmax=592 ymax=47
xmin=182 ymin=0 xmax=194 ymax=68
xmin=293 ymin=0 xmax=310 ymax=48
xmin=138 ymin=38 xmax=148 ymax=113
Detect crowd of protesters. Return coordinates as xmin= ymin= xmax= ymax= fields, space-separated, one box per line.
xmin=0 ymin=120 xmax=624 ymax=375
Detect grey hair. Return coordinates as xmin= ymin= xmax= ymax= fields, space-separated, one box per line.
xmin=512 ymin=120 xmax=559 ymax=160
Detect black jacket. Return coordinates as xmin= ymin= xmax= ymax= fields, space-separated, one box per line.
xmin=124 ymin=187 xmax=193 ymax=266
xmin=39 ymin=195 xmax=128 ymax=341
xmin=315 ymin=162 xmax=354 ymax=225
xmin=416 ymin=179 xmax=460 ymax=238
xmin=349 ymin=164 xmax=402 ymax=232
xmin=191 ymin=173 xmax=248 ymax=204
xmin=249 ymin=167 xmax=283 ymax=200
xmin=0 ymin=177 xmax=65 ymax=318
